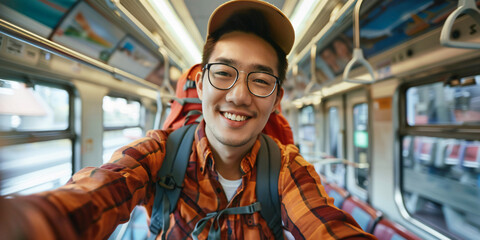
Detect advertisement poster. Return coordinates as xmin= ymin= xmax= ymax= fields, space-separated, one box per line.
xmin=109 ymin=36 xmax=159 ymax=79
xmin=316 ymin=35 xmax=352 ymax=78
xmin=51 ymin=1 xmax=125 ymax=62
xmin=344 ymin=0 xmax=459 ymax=58
xmin=145 ymin=62 xmax=166 ymax=87
xmin=314 ymin=0 xmax=466 ymax=78
xmin=0 ymin=0 xmax=78 ymax=38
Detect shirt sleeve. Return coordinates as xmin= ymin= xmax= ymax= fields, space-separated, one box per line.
xmin=279 ymin=144 xmax=377 ymax=239
xmin=1 ymin=129 xmax=170 ymax=240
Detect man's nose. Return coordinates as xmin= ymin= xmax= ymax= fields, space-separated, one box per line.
xmin=225 ymin=73 xmax=252 ymax=106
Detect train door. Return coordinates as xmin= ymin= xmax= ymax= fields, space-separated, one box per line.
xmin=345 ymin=88 xmax=370 ymax=201
xmin=324 ymin=95 xmax=346 ymax=188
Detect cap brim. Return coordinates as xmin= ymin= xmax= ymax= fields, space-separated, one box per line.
xmin=207 ymin=0 xmax=295 ymax=55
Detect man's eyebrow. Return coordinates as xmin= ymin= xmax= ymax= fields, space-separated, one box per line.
xmin=252 ymin=64 xmax=274 ymax=74
xmin=215 ymin=57 xmax=236 ymax=65
xmin=213 ymin=57 xmax=275 ymax=74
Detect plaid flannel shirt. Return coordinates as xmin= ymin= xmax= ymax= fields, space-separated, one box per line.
xmin=7 ymin=121 xmax=375 ymax=239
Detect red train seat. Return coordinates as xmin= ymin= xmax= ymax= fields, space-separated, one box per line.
xmin=341 ymin=196 xmax=382 ymax=233
xmin=323 ymin=182 xmax=349 ymax=208
xmin=373 ymin=219 xmax=421 ymax=240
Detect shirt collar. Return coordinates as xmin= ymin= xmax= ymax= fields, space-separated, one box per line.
xmin=195 ymin=120 xmax=261 ymax=175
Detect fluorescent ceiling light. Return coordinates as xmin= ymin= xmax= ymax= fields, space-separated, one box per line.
xmin=290 ymin=0 xmax=319 ymax=37
xmin=148 ymin=0 xmax=202 ymax=64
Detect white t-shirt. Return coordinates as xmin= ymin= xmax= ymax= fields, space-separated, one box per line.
xmin=217 ymin=172 xmax=242 ymax=202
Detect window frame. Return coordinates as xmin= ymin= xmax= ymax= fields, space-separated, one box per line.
xmin=0 ymin=78 xmax=75 ymax=146
xmin=102 ymin=94 xmax=144 ymax=131
xmin=298 ymin=104 xmax=316 ymax=160
xmin=395 ymin=71 xmax=480 ymax=239
xmin=0 ymin=76 xmax=76 ymax=195
xmin=352 ymin=102 xmax=369 ymax=190
xmin=102 ymin=93 xmax=145 ymax=163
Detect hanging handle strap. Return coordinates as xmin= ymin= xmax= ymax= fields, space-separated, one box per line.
xmin=440 ymin=0 xmax=480 ymax=49
xmin=343 ymin=0 xmax=375 ymax=84
xmin=343 ymin=48 xmax=375 ymax=84
xmin=192 ymin=202 xmax=262 ymax=240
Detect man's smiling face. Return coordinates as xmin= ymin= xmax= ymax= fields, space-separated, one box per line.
xmin=197 ymin=31 xmax=283 ymax=149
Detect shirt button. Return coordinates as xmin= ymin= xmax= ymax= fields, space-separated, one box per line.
xmin=216 ymin=187 xmax=222 ymax=193
xmin=200 ymin=167 xmax=203 ymax=171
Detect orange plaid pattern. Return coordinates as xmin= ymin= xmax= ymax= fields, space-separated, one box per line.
xmin=6 ymin=121 xmax=375 ymax=239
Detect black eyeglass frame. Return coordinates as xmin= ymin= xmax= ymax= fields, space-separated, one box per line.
xmin=202 ymin=62 xmax=280 ymax=98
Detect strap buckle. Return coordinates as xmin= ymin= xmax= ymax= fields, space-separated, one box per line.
xmin=158 ymin=175 xmax=176 ymax=190
xmin=247 ymin=202 xmax=262 ymax=213
xmin=184 ymin=80 xmax=196 ymax=91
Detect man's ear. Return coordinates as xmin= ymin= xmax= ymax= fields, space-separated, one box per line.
xmin=195 ymin=71 xmax=203 ymax=100
xmin=272 ymin=87 xmax=284 ymax=113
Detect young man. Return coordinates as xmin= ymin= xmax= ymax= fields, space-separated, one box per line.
xmin=3 ymin=1 xmax=375 ymax=239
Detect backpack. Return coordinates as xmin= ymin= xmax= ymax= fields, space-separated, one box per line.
xmin=149 ymin=124 xmax=283 ymax=239
xmin=149 ymin=64 xmax=294 ymax=239
xmin=162 ymin=64 xmax=203 ymax=129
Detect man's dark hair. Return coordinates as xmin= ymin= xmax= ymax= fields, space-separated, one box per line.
xmin=202 ymin=10 xmax=288 ymax=90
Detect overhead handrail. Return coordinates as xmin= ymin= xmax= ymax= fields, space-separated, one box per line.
xmin=343 ymin=0 xmax=375 ymax=84
xmin=440 ymin=0 xmax=480 ymax=49
xmin=106 ymin=0 xmax=164 ymax=51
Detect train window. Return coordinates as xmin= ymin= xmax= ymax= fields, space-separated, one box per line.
xmin=0 ymin=79 xmax=73 ymax=195
xmin=326 ymin=106 xmax=346 ymax=188
xmin=328 ymin=107 xmax=340 ymax=158
xmin=401 ymin=78 xmax=480 ymax=239
xmin=102 ymin=96 xmax=143 ymax=163
xmin=406 ymin=77 xmax=480 ymax=125
xmin=298 ymin=105 xmax=315 ymax=159
xmin=353 ymin=103 xmax=369 ymax=190
xmin=0 ymin=79 xmax=69 ymax=131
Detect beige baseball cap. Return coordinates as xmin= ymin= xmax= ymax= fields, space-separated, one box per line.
xmin=207 ymin=0 xmax=295 ymax=55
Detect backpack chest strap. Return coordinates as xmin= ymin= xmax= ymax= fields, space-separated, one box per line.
xmin=192 ymin=202 xmax=262 ymax=240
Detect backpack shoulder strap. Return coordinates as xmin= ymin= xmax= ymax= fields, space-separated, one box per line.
xmin=256 ymin=134 xmax=284 ymax=239
xmin=149 ymin=124 xmax=197 ymax=237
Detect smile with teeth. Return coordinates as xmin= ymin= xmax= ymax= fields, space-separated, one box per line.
xmin=223 ymin=112 xmax=248 ymax=121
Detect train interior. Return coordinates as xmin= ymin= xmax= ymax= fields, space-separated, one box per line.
xmin=1 ymin=0 xmax=480 ymax=239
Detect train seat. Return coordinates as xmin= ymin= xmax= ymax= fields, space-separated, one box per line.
xmin=323 ymin=182 xmax=349 ymax=208
xmin=462 ymin=142 xmax=480 ymax=169
xmin=444 ymin=140 xmax=462 ymax=166
xmin=373 ymin=218 xmax=421 ymax=240
xmin=341 ymin=196 xmax=382 ymax=233
xmin=415 ymin=137 xmax=437 ymax=166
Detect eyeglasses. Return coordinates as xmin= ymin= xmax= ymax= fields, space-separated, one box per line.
xmin=203 ymin=63 xmax=279 ymax=98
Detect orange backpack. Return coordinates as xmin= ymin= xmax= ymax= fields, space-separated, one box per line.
xmin=163 ymin=64 xmax=294 ymax=145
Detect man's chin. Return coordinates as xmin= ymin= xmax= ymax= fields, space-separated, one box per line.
xmin=217 ymin=135 xmax=253 ymax=148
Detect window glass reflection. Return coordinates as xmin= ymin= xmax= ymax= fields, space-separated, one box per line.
xmin=401 ymin=135 xmax=480 ymax=239
xmin=406 ymin=77 xmax=480 ymax=125
xmin=0 ymin=79 xmax=69 ymax=131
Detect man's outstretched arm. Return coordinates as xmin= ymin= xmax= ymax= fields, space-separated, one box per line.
xmin=0 ymin=129 xmax=171 ymax=239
